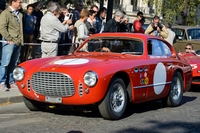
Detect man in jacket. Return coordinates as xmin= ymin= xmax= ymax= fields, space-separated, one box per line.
xmin=40 ymin=1 xmax=71 ymax=58
xmin=0 ymin=0 xmax=23 ymax=91
xmin=145 ymin=15 xmax=168 ymax=39
xmin=104 ymin=10 xmax=124 ymax=32
xmin=95 ymin=7 xmax=107 ymax=33
xmin=133 ymin=11 xmax=144 ymax=33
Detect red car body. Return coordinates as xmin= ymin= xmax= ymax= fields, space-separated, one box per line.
xmin=14 ymin=33 xmax=192 ymax=120
xmin=178 ymin=52 xmax=200 ymax=85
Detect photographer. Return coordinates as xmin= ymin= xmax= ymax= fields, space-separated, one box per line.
xmin=145 ymin=15 xmax=168 ymax=39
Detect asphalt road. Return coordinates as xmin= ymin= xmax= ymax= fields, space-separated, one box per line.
xmin=0 ymin=88 xmax=200 ymax=133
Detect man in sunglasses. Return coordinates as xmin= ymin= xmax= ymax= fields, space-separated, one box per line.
xmin=133 ymin=11 xmax=144 ymax=33
xmin=185 ymin=43 xmax=196 ymax=55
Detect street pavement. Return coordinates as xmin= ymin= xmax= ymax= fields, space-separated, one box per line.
xmin=0 ymin=87 xmax=23 ymax=104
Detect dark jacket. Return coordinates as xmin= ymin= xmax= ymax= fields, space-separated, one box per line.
xmin=120 ymin=23 xmax=131 ymax=32
xmin=104 ymin=18 xmax=120 ymax=32
xmin=85 ymin=21 xmax=95 ymax=34
xmin=95 ymin=16 xmax=105 ymax=33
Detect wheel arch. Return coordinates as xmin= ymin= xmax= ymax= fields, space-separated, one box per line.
xmin=173 ymin=68 xmax=184 ymax=88
xmin=112 ymin=71 xmax=132 ymax=101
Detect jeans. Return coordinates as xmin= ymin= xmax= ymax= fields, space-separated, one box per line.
xmin=0 ymin=38 xmax=21 ymax=84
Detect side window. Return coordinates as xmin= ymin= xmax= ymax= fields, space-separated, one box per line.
xmin=172 ymin=29 xmax=187 ymax=40
xmin=160 ymin=41 xmax=172 ymax=56
xmin=147 ymin=39 xmax=163 ymax=56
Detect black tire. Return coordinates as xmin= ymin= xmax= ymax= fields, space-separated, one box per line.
xmin=23 ymin=96 xmax=45 ymax=111
xmin=98 ymin=77 xmax=127 ymax=120
xmin=163 ymin=72 xmax=183 ymax=107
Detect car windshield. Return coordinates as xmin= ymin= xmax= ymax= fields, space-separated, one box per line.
xmin=78 ymin=38 xmax=143 ymax=55
xmin=187 ymin=28 xmax=200 ymax=40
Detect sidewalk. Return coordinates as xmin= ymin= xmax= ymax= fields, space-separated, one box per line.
xmin=0 ymin=87 xmax=23 ymax=104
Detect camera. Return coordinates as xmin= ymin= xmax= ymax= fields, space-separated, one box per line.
xmin=152 ymin=22 xmax=163 ymax=30
xmin=64 ymin=13 xmax=73 ymax=20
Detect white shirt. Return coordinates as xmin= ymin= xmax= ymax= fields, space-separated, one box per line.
xmin=165 ymin=28 xmax=176 ymax=45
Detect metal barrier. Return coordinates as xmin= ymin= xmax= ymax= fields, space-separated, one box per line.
xmin=0 ymin=40 xmax=79 ymax=46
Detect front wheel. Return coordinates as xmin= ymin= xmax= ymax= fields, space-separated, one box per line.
xmin=163 ymin=72 xmax=183 ymax=107
xmin=98 ymin=77 xmax=127 ymax=120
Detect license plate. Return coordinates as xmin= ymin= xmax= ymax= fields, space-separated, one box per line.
xmin=45 ymin=96 xmax=62 ymax=103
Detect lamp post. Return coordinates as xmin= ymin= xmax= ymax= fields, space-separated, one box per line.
xmin=106 ymin=0 xmax=114 ymax=22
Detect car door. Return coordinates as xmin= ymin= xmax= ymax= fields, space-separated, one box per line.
xmin=146 ymin=39 xmax=173 ymax=101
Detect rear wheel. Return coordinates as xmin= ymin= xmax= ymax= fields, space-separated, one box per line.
xmin=163 ymin=72 xmax=183 ymax=107
xmin=23 ymin=96 xmax=45 ymax=111
xmin=98 ymin=77 xmax=127 ymax=120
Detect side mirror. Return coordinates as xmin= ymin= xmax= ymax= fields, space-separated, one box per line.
xmin=171 ymin=53 xmax=176 ymax=58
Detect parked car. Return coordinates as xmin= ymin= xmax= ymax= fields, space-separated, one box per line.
xmin=13 ymin=33 xmax=192 ymax=120
xmin=172 ymin=25 xmax=200 ymax=52
xmin=178 ymin=52 xmax=200 ymax=85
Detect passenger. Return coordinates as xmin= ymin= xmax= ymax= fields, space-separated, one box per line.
xmin=185 ymin=43 xmax=196 ymax=55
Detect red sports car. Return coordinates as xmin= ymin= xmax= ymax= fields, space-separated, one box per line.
xmin=13 ymin=33 xmax=192 ymax=120
xmin=178 ymin=52 xmax=200 ymax=85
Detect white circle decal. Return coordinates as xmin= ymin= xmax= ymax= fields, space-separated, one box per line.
xmin=153 ymin=62 xmax=166 ymax=95
xmin=54 ymin=58 xmax=89 ymax=65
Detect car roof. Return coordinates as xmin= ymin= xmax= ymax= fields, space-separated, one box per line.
xmin=87 ymin=33 xmax=159 ymax=40
xmin=172 ymin=25 xmax=200 ymax=30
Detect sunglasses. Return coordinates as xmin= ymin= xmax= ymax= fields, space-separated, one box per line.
xmin=185 ymin=47 xmax=191 ymax=50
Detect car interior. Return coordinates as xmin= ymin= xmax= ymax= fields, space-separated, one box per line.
xmin=81 ymin=39 xmax=144 ymax=55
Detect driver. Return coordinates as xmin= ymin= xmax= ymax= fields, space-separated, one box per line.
xmin=185 ymin=43 xmax=196 ymax=55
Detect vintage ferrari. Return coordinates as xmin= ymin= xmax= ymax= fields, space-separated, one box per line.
xmin=178 ymin=52 xmax=200 ymax=85
xmin=13 ymin=33 xmax=192 ymax=120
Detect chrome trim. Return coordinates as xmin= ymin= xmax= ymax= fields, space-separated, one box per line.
xmin=27 ymin=79 xmax=31 ymax=92
xmin=84 ymin=71 xmax=98 ymax=87
xmin=31 ymin=72 xmax=75 ymax=97
xmin=79 ymin=82 xmax=83 ymax=97
xmin=13 ymin=66 xmax=25 ymax=81
xmin=134 ymin=82 xmax=172 ymax=89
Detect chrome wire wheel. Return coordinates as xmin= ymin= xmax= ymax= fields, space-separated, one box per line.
xmin=110 ymin=83 xmax=125 ymax=113
xmin=98 ymin=77 xmax=127 ymax=120
xmin=162 ymin=72 xmax=183 ymax=107
xmin=171 ymin=76 xmax=181 ymax=101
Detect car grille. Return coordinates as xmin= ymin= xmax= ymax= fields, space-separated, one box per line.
xmin=31 ymin=72 xmax=75 ymax=97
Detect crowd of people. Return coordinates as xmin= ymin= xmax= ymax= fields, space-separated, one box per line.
xmin=0 ymin=0 xmax=193 ymax=91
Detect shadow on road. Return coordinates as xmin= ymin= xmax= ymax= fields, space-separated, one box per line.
xmin=189 ymin=85 xmax=200 ymax=93
xmin=114 ymin=120 xmax=200 ymax=133
xmin=42 ymin=95 xmax=196 ymax=120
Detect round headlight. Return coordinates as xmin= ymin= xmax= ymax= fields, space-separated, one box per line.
xmin=84 ymin=71 xmax=98 ymax=87
xmin=13 ymin=67 xmax=25 ymax=81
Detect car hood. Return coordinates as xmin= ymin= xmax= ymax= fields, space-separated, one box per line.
xmin=186 ymin=56 xmax=200 ymax=64
xmin=21 ymin=53 xmax=142 ymax=71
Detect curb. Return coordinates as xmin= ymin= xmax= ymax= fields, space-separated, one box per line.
xmin=0 ymin=95 xmax=23 ymax=104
